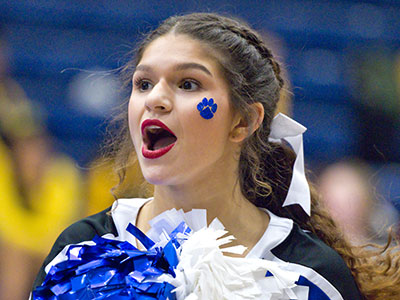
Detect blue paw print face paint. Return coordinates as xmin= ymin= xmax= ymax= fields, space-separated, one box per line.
xmin=197 ymin=97 xmax=218 ymax=119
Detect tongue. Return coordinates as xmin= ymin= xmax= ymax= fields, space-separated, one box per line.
xmin=153 ymin=136 xmax=176 ymax=150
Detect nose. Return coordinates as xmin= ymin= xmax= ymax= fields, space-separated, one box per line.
xmin=145 ymin=79 xmax=172 ymax=113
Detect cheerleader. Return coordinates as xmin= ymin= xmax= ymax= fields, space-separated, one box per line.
xmin=32 ymin=13 xmax=399 ymax=299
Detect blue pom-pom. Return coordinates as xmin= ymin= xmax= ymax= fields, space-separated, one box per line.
xmin=31 ymin=222 xmax=190 ymax=299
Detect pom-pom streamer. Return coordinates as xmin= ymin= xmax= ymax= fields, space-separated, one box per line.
xmin=33 ymin=209 xmax=311 ymax=299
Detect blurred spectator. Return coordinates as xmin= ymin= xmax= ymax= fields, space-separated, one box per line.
xmin=350 ymin=47 xmax=400 ymax=162
xmin=318 ymin=160 xmax=399 ymax=245
xmin=0 ymin=33 xmax=83 ymax=300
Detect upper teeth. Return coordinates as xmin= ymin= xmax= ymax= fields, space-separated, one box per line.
xmin=147 ymin=125 xmax=162 ymax=133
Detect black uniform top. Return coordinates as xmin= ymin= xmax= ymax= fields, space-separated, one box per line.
xmin=32 ymin=198 xmax=362 ymax=300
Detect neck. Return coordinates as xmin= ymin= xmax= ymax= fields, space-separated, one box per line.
xmin=138 ymin=167 xmax=270 ymax=253
xmin=151 ymin=145 xmax=244 ymax=219
xmin=153 ymin=173 xmax=245 ymax=223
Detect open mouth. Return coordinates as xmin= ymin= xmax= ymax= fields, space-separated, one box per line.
xmin=141 ymin=119 xmax=177 ymax=159
xmin=144 ymin=126 xmax=177 ymax=150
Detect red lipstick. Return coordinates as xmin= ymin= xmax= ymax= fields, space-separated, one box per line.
xmin=141 ymin=119 xmax=176 ymax=159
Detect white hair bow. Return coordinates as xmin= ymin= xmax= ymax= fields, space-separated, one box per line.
xmin=269 ymin=113 xmax=311 ymax=216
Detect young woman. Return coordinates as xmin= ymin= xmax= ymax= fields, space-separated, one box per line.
xmin=32 ymin=13 xmax=399 ymax=299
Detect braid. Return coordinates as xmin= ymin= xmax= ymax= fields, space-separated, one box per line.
xmin=219 ymin=22 xmax=285 ymax=89
xmin=239 ymin=28 xmax=285 ymax=89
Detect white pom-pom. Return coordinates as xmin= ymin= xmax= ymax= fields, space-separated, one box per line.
xmin=146 ymin=208 xmax=304 ymax=299
xmin=165 ymin=225 xmax=301 ymax=300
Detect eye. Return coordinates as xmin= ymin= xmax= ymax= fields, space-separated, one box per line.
xmin=179 ymin=79 xmax=200 ymax=91
xmin=134 ymin=78 xmax=153 ymax=92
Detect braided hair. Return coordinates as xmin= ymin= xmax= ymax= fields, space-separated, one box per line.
xmin=111 ymin=13 xmax=400 ymax=299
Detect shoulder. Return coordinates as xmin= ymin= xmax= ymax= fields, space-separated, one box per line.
xmin=32 ymin=206 xmax=116 ymax=289
xmin=272 ymin=223 xmax=362 ymax=300
xmin=56 ymin=206 xmax=117 ymax=243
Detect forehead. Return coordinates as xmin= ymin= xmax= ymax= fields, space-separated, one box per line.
xmin=138 ymin=34 xmax=221 ymax=71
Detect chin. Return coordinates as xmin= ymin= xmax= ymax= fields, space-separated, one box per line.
xmin=141 ymin=169 xmax=171 ymax=186
xmin=143 ymin=170 xmax=187 ymax=188
xmin=143 ymin=177 xmax=165 ymax=186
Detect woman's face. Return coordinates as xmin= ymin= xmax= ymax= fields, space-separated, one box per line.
xmin=128 ymin=34 xmax=241 ymax=186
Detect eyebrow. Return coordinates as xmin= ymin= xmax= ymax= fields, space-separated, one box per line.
xmin=174 ymin=63 xmax=212 ymax=77
xmin=135 ymin=62 xmax=213 ymax=77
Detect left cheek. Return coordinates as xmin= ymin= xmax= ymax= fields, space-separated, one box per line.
xmin=188 ymin=115 xmax=227 ymax=147
xmin=184 ymin=94 xmax=230 ymax=129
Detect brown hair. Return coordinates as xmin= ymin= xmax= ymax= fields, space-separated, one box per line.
xmin=107 ymin=12 xmax=400 ymax=299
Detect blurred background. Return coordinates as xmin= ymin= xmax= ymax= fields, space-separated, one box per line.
xmin=0 ymin=0 xmax=399 ymax=299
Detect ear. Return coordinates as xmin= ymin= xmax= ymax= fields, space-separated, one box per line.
xmin=229 ymin=102 xmax=264 ymax=143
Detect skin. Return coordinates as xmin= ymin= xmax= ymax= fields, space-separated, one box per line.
xmin=128 ymin=34 xmax=269 ymax=255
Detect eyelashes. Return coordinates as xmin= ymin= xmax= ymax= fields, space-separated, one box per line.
xmin=178 ymin=79 xmax=201 ymax=91
xmin=132 ymin=77 xmax=202 ymax=92
xmin=133 ymin=77 xmax=152 ymax=91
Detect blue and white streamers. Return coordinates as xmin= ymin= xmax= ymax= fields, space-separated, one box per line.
xmin=33 ymin=209 xmax=311 ymax=300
